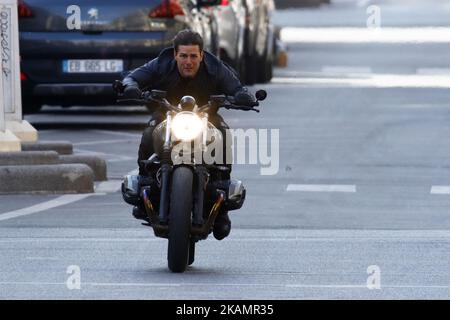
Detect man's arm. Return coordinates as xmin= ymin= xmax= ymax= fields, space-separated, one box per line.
xmin=216 ymin=62 xmax=246 ymax=96
xmin=217 ymin=62 xmax=255 ymax=105
xmin=123 ymin=58 xmax=159 ymax=88
xmin=121 ymin=58 xmax=159 ymax=99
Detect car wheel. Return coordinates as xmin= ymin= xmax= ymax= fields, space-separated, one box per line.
xmin=257 ymin=46 xmax=274 ymax=83
xmin=245 ymin=54 xmax=257 ymax=85
xmin=236 ymin=55 xmax=246 ymax=84
xmin=22 ymin=101 xmax=42 ymax=114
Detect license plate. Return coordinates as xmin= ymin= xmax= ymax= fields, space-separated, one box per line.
xmin=62 ymin=59 xmax=123 ymax=73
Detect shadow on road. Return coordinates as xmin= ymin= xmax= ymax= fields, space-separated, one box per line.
xmin=30 ymin=122 xmax=149 ymax=131
xmin=37 ymin=106 xmax=149 ymax=116
xmin=24 ymin=106 xmax=151 ymax=131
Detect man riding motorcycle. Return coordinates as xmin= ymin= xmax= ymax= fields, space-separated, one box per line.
xmin=121 ymin=29 xmax=256 ymax=240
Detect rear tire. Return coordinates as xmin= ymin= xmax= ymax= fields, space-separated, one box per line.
xmin=245 ymin=54 xmax=257 ymax=85
xmin=259 ymin=56 xmax=273 ymax=83
xmin=167 ymin=166 xmax=193 ymax=273
xmin=257 ymin=45 xmax=274 ymax=83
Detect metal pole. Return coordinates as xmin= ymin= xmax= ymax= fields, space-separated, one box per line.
xmin=0 ymin=0 xmax=21 ymax=151
xmin=1 ymin=0 xmax=37 ymax=142
xmin=0 ymin=64 xmax=4 ymax=132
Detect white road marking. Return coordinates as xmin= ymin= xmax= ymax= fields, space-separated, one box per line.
xmin=74 ymin=139 xmax=139 ymax=146
xmin=430 ymin=186 xmax=450 ymax=195
xmin=90 ymin=130 xmax=142 ymax=139
xmin=73 ymin=148 xmax=134 ymax=162
xmin=0 ymin=166 xmax=136 ymax=222
xmin=1 ymin=230 xmax=449 ymax=244
xmin=95 ymin=180 xmax=122 ymax=193
xmin=0 ymin=238 xmax=162 ymax=242
xmin=287 ymin=184 xmax=356 ymax=193
xmin=286 ymin=284 xmax=450 ymax=289
xmin=272 ymin=74 xmax=450 ymax=88
xmin=281 ymin=27 xmax=450 ymax=43
xmin=356 ymin=0 xmax=370 ymax=7
xmin=416 ymin=68 xmax=450 ymax=75
xmin=0 ymin=194 xmax=95 ymax=222
xmin=275 ymin=71 xmax=324 ymax=78
xmin=322 ymin=66 xmax=372 ymax=74
xmin=94 ymin=168 xmax=139 ymax=193
xmin=386 ymin=104 xmax=449 ymax=109
xmin=0 ymin=281 xmax=450 ymax=289
xmin=0 ymin=236 xmax=442 ymax=243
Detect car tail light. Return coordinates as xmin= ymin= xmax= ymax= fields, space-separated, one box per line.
xmin=20 ymin=72 xmax=27 ymax=81
xmin=18 ymin=0 xmax=34 ymax=18
xmin=149 ymin=0 xmax=185 ymax=18
xmin=221 ymin=0 xmax=230 ymax=5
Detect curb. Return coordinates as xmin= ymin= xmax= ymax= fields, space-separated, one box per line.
xmin=0 ymin=164 xmax=94 ymax=194
xmin=59 ymin=155 xmax=107 ymax=181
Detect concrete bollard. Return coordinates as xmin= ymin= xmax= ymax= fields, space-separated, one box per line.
xmin=21 ymin=141 xmax=73 ymax=155
xmin=0 ymin=164 xmax=94 ymax=194
xmin=0 ymin=151 xmax=59 ymax=166
xmin=59 ymin=155 xmax=107 ymax=181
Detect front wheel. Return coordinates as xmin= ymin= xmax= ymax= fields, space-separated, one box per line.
xmin=188 ymin=239 xmax=195 ymax=266
xmin=167 ymin=166 xmax=193 ymax=273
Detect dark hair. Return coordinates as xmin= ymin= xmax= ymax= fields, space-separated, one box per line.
xmin=173 ymin=29 xmax=204 ymax=53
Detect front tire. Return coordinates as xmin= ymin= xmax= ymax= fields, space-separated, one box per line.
xmin=167 ymin=166 xmax=193 ymax=273
xmin=188 ymin=239 xmax=195 ymax=266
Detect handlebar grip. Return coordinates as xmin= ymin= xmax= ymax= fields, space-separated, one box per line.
xmin=112 ymin=80 xmax=125 ymax=94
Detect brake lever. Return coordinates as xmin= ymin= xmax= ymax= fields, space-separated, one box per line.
xmin=116 ymin=98 xmax=147 ymax=104
xmin=223 ymin=104 xmax=260 ymax=113
xmin=240 ymin=106 xmax=259 ymax=112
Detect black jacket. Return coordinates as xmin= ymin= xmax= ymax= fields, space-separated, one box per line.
xmin=123 ymin=47 xmax=247 ymax=110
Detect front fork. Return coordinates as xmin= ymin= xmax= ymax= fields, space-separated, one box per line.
xmin=158 ymin=112 xmax=172 ymax=224
xmin=193 ymin=166 xmax=208 ymax=226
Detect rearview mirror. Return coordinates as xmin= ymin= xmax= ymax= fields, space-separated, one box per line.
xmin=255 ymin=90 xmax=267 ymax=101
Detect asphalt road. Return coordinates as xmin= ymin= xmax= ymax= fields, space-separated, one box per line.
xmin=1 ymin=0 xmax=450 ymax=299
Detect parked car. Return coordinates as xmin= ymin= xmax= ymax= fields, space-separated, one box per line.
xmin=210 ymin=0 xmax=275 ymax=85
xmin=243 ymin=0 xmax=275 ymax=84
xmin=18 ymin=0 xmax=220 ymax=113
xmin=211 ymin=0 xmax=247 ymax=82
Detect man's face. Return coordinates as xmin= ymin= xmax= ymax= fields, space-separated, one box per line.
xmin=174 ymin=45 xmax=204 ymax=78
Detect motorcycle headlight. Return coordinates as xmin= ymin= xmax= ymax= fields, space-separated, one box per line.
xmin=171 ymin=111 xmax=203 ymax=142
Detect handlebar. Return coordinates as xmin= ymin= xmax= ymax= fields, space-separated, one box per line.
xmin=203 ymin=95 xmax=260 ymax=113
xmin=115 ymin=83 xmax=266 ymax=114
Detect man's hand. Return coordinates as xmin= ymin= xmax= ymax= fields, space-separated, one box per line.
xmin=234 ymin=90 xmax=256 ymax=106
xmin=123 ymin=85 xmax=142 ymax=100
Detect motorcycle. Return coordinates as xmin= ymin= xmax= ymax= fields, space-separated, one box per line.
xmin=115 ymin=81 xmax=267 ymax=272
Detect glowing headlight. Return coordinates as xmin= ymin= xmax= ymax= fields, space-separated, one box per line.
xmin=171 ymin=112 xmax=203 ymax=141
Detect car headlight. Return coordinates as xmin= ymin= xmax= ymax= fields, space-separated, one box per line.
xmin=171 ymin=112 xmax=203 ymax=142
